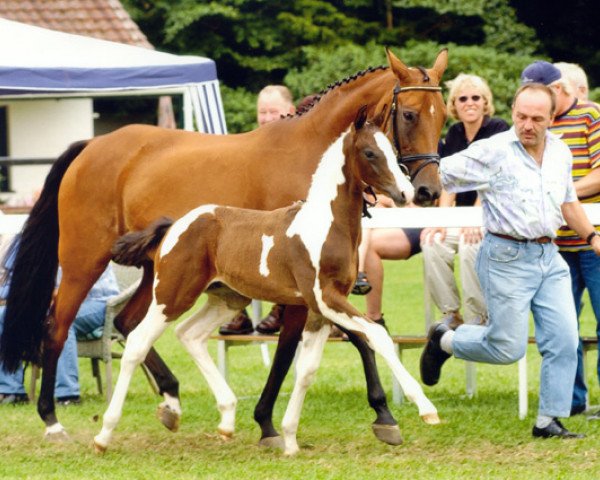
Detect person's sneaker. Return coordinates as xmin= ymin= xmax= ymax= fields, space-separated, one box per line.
xmin=218 ymin=309 xmax=254 ymax=335
xmin=420 ymin=322 xmax=451 ymax=386
xmin=351 ymin=271 xmax=372 ymax=295
xmin=256 ymin=304 xmax=285 ymax=334
xmin=0 ymin=393 xmax=29 ymax=405
xmin=56 ymin=396 xmax=81 ymax=406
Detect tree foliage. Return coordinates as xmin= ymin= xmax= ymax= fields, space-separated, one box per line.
xmin=122 ymin=0 xmax=593 ymax=132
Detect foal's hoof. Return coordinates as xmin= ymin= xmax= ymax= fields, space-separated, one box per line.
xmin=421 ymin=412 xmax=441 ymax=425
xmin=258 ymin=435 xmax=284 ymax=450
xmin=93 ymin=439 xmax=107 ymax=455
xmin=372 ymin=423 xmax=403 ymax=446
xmin=217 ymin=428 xmax=234 ymax=441
xmin=44 ymin=429 xmax=70 ymax=442
xmin=157 ymin=404 xmax=180 ymax=432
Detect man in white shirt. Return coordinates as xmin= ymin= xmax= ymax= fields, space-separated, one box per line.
xmin=420 ymin=82 xmax=600 ymax=439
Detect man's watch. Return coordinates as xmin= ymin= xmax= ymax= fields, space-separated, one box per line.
xmin=586 ymin=231 xmax=600 ymax=244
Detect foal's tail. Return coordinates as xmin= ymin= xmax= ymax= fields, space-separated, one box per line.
xmin=111 ymin=217 xmax=174 ymax=267
xmin=0 ymin=140 xmax=89 ymax=372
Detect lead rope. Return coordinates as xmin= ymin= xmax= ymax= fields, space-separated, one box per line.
xmin=362 ymin=186 xmax=378 ymax=218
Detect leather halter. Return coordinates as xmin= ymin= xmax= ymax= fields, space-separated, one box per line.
xmin=389 ymin=80 xmax=442 ymax=182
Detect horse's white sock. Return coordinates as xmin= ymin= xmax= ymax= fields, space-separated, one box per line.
xmin=440 ymin=330 xmax=454 ymax=354
xmin=535 ymin=415 xmax=553 ymax=428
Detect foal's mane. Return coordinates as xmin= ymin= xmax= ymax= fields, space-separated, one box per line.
xmin=293 ymin=65 xmax=388 ymax=117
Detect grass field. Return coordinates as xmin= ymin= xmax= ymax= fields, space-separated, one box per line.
xmin=1 ymin=256 xmax=599 ymax=479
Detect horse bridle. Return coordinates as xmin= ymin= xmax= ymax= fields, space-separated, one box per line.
xmin=389 ymin=78 xmax=442 ymax=182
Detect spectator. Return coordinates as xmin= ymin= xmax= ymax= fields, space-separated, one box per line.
xmin=521 ymin=61 xmax=600 ymax=417
xmin=0 ymin=237 xmax=119 ymax=404
xmin=553 ymin=62 xmax=591 ymax=101
xmin=420 ymin=82 xmax=598 ymax=439
xmin=421 ymin=74 xmax=509 ymax=328
xmin=219 ymin=85 xmax=296 ymax=335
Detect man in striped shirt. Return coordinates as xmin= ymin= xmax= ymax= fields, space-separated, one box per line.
xmin=521 ymin=60 xmax=600 ymax=418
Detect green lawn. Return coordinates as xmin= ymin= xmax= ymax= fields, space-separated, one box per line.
xmin=1 ymin=256 xmax=599 ymax=479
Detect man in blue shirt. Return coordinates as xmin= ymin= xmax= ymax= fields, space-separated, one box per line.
xmin=420 ymin=83 xmax=600 ymax=439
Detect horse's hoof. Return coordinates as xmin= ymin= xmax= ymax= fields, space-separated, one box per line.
xmin=44 ymin=429 xmax=70 ymax=442
xmin=217 ymin=428 xmax=234 ymax=441
xmin=371 ymin=423 xmax=403 ymax=446
xmin=421 ymin=412 xmax=441 ymax=425
xmin=93 ymin=439 xmax=107 ymax=455
xmin=157 ymin=404 xmax=180 ymax=432
xmin=258 ymin=435 xmax=284 ymax=450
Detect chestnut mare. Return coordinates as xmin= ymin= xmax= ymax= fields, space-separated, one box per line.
xmin=93 ymin=108 xmax=439 ymax=454
xmin=0 ymin=48 xmax=447 ymax=441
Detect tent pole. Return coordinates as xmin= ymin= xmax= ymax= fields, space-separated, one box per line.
xmin=183 ymin=88 xmax=194 ymax=131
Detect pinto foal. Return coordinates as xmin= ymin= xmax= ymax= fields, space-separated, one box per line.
xmin=94 ymin=107 xmax=439 ymax=455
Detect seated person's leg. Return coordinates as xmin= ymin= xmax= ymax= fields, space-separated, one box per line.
xmin=421 ymin=228 xmax=463 ymax=328
xmin=0 ymin=306 xmax=28 ymax=404
xmin=457 ymin=238 xmax=486 ymax=325
xmin=352 ymin=228 xmax=373 ymax=295
xmin=55 ymin=325 xmax=80 ymax=403
xmin=364 ymin=228 xmax=420 ymax=323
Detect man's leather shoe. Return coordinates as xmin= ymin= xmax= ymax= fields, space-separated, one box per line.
xmin=219 ymin=310 xmax=254 ymax=335
xmin=256 ymin=304 xmax=285 ymax=334
xmin=420 ymin=322 xmax=451 ymax=386
xmin=532 ymin=418 xmax=585 ymax=439
xmin=0 ymin=393 xmax=29 ymax=405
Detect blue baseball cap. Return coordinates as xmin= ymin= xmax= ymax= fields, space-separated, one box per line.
xmin=520 ymin=61 xmax=561 ymax=86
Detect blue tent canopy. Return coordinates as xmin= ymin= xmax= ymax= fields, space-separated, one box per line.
xmin=0 ymin=18 xmax=227 ymax=133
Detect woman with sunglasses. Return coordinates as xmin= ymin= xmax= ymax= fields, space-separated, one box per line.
xmin=421 ymin=74 xmax=509 ymax=329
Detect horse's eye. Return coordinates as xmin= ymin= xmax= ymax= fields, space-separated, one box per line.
xmin=403 ymin=111 xmax=415 ymax=122
xmin=364 ymin=149 xmax=376 ymax=160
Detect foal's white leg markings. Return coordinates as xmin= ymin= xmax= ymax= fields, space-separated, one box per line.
xmin=315 ymin=295 xmax=437 ymax=421
xmin=259 ymin=234 xmax=274 ymax=277
xmin=281 ymin=324 xmax=331 ymax=456
xmin=94 ymin=299 xmax=169 ymax=452
xmin=174 ymin=296 xmax=238 ymax=438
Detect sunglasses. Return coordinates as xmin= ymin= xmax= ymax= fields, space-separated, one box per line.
xmin=457 ymin=95 xmax=482 ymax=103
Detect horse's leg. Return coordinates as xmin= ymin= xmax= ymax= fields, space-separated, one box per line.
xmin=322 ymin=293 xmax=439 ymax=424
xmin=339 ymin=328 xmax=402 ymax=445
xmin=280 ymin=319 xmax=330 ymax=456
xmin=112 ymin=263 xmax=182 ymax=431
xmin=254 ymin=305 xmax=307 ymax=449
xmin=94 ymin=299 xmax=169 ymax=453
xmin=174 ymin=295 xmax=243 ymax=439
xmin=41 ymin=272 xmax=103 ymax=439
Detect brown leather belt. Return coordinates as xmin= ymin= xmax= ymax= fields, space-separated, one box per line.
xmin=490 ymin=232 xmax=552 ymax=244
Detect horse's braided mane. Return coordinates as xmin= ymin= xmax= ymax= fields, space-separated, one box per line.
xmin=291 ymin=65 xmax=388 ymax=118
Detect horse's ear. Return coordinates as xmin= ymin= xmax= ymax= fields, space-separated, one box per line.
xmin=431 ymin=48 xmax=448 ymax=80
xmin=385 ymin=47 xmax=410 ymax=83
xmin=372 ymin=105 xmax=388 ymax=128
xmin=354 ymin=105 xmax=368 ymax=130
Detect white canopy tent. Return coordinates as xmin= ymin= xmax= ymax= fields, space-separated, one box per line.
xmin=0 ymin=18 xmax=227 ymax=134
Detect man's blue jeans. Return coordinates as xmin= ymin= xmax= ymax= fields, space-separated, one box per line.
xmin=452 ymin=235 xmax=578 ymax=418
xmin=0 ymin=300 xmax=106 ymax=398
xmin=560 ymin=249 xmax=600 ymax=411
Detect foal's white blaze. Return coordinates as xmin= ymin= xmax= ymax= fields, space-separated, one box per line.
xmin=373 ymin=131 xmax=414 ymax=204
xmin=160 ymin=204 xmax=217 ymax=257
xmin=259 ymin=234 xmax=274 ymax=277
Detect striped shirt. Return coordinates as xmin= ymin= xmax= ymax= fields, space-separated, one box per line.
xmin=440 ymin=128 xmax=576 ymax=239
xmin=551 ymin=99 xmax=600 ymax=251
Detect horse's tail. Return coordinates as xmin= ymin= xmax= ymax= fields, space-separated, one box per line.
xmin=111 ymin=217 xmax=174 ymax=267
xmin=0 ymin=140 xmax=89 ymax=371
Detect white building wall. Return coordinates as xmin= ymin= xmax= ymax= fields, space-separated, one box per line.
xmin=2 ymin=98 xmax=93 ymax=204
